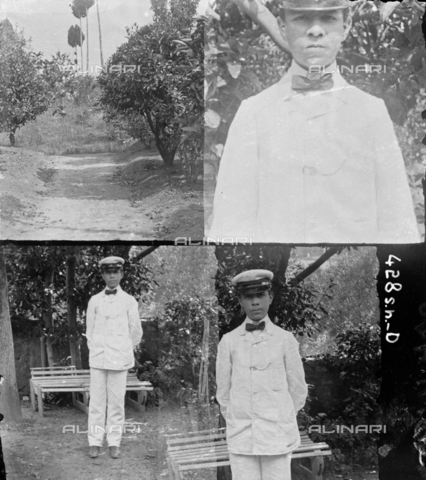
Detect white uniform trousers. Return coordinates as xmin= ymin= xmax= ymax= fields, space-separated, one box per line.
xmin=229 ymin=453 xmax=292 ymax=480
xmin=87 ymin=368 xmax=128 ymax=447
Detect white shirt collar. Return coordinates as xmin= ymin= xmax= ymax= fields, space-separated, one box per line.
xmin=288 ymin=59 xmax=338 ymax=77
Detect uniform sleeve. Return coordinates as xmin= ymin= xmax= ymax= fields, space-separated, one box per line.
xmin=85 ymin=296 xmax=95 ymax=352
xmin=207 ymin=99 xmax=260 ymax=240
xmin=285 ymin=334 xmax=308 ymax=413
xmin=128 ymin=296 xmax=143 ymax=348
xmin=216 ymin=335 xmax=232 ymax=419
xmin=373 ymin=99 xmax=420 ymax=243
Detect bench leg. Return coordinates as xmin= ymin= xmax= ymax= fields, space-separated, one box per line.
xmin=172 ymin=461 xmax=181 ymax=480
xmin=30 ymin=382 xmax=36 ymax=411
xmin=37 ymin=386 xmax=44 ymax=417
xmin=310 ymin=456 xmax=325 ymax=480
xmin=71 ymin=392 xmax=76 ymax=408
xmin=138 ymin=391 xmax=147 ymax=412
xmin=167 ymin=458 xmax=175 ymax=480
xmin=83 ymin=392 xmax=90 ymax=414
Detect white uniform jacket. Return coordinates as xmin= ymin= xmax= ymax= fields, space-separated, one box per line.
xmin=216 ymin=317 xmax=308 ymax=455
xmin=208 ymin=61 xmax=420 ymax=244
xmin=86 ymin=286 xmax=143 ymax=370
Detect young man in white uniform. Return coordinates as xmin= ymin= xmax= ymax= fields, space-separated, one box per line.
xmin=86 ymin=256 xmax=143 ymax=459
xmin=208 ymin=0 xmax=420 ymax=244
xmin=216 ymin=269 xmax=308 ymax=480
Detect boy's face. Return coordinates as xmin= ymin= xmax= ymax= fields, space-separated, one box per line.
xmin=101 ymin=268 xmax=123 ymax=289
xmin=239 ymin=290 xmax=273 ymax=322
xmin=282 ymin=9 xmax=351 ymax=70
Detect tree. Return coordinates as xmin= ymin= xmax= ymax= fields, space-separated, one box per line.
xmin=0 ymin=249 xmax=22 ymax=424
xmin=67 ymin=25 xmax=78 ymax=67
xmin=70 ymin=1 xmax=85 ymax=71
xmin=66 ymin=247 xmax=81 ymax=369
xmin=97 ymin=0 xmax=202 ymax=167
xmin=0 ymin=27 xmax=52 ymax=145
xmin=67 ymin=24 xmax=85 ymax=70
xmin=71 ymin=0 xmax=95 ymax=73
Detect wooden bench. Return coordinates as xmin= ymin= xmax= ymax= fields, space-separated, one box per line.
xmin=29 ymin=367 xmax=153 ymax=417
xmin=165 ymin=428 xmax=331 ymax=480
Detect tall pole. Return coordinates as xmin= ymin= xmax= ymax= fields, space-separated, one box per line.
xmin=97 ymin=0 xmax=104 ymax=69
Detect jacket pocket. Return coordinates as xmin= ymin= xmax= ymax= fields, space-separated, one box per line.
xmin=251 ymin=361 xmax=284 ymax=391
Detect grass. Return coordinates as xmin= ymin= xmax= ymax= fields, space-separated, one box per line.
xmin=0 ymin=97 xmax=131 ymax=156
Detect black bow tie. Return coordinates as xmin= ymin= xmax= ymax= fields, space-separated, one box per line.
xmin=105 ymin=289 xmax=117 ymax=295
xmin=246 ymin=321 xmax=265 ymax=332
xmin=292 ymin=72 xmax=334 ymax=92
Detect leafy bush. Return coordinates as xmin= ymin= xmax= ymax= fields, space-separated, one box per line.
xmin=302 ymin=322 xmax=381 ymax=472
xmin=139 ymin=296 xmax=218 ymax=406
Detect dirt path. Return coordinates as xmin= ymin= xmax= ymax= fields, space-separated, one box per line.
xmin=1 ymin=402 xmax=160 ymax=480
xmin=1 ymin=401 xmax=217 ymax=480
xmin=1 ymin=400 xmax=379 ymax=480
xmin=0 ymin=147 xmax=203 ymax=241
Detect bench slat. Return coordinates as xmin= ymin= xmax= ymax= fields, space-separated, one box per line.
xmin=169 ymin=440 xmax=228 ymax=453
xmin=165 ymin=428 xmax=332 ymax=478
xmin=167 ymin=433 xmax=226 ymax=445
xmin=170 ymin=444 xmax=229 ymax=458
xmin=180 ymin=460 xmax=232 ymax=471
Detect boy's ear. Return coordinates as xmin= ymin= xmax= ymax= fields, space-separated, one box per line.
xmin=277 ymin=16 xmax=290 ymax=51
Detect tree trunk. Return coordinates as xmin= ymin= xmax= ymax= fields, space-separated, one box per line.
xmin=0 ymin=249 xmax=22 ymax=424
xmin=43 ymin=266 xmax=55 ymax=368
xmin=8 ymin=127 xmax=16 ymax=147
xmin=40 ymin=337 xmax=46 ymax=368
xmin=156 ymin=141 xmax=176 ymax=166
xmin=144 ymin=110 xmax=176 ymax=166
xmin=97 ymin=0 xmax=104 ymax=68
xmin=67 ymin=248 xmax=81 ymax=369
xmin=86 ymin=7 xmax=89 ymax=74
xmin=79 ymin=17 xmax=84 ymax=73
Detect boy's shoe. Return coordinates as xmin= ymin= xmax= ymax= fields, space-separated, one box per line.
xmin=89 ymin=446 xmax=100 ymax=458
xmin=109 ymin=446 xmax=120 ymax=459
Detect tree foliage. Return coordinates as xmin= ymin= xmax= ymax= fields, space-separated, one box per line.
xmin=302 ymin=248 xmax=380 ymax=354
xmin=97 ymin=0 xmax=203 ymax=172
xmin=0 ymin=27 xmax=79 ymax=143
xmin=0 ymin=28 xmax=52 ymax=145
xmin=5 ymin=246 xmax=154 ymax=362
xmin=143 ymin=296 xmax=218 ymax=405
xmin=303 ymin=322 xmax=381 ymax=472
xmin=67 ymin=24 xmax=84 ymax=49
